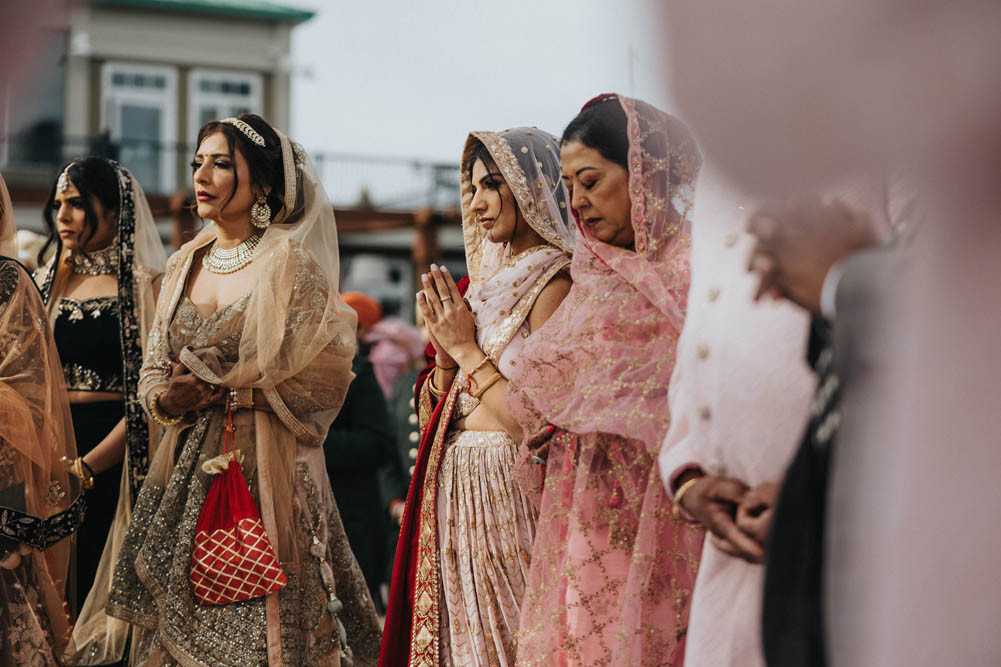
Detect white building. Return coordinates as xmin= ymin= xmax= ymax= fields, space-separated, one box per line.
xmin=4 ymin=0 xmax=313 ymax=195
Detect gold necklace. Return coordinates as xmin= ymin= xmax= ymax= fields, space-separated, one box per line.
xmin=202 ymin=234 xmax=262 ymax=274
xmin=69 ymin=244 xmax=118 ymax=275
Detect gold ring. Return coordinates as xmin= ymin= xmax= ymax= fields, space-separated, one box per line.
xmin=440 ymin=295 xmax=453 ymax=301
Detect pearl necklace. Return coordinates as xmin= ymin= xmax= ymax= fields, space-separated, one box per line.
xmin=69 ymin=244 xmax=118 ymax=275
xmin=202 ymin=234 xmax=262 ymax=274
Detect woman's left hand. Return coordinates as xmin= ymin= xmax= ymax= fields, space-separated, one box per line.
xmin=417 ymin=264 xmax=478 ymax=362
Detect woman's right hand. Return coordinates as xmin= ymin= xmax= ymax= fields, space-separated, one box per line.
xmin=157 ymin=362 xmax=225 ymax=418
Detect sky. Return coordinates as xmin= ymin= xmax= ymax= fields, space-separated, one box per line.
xmin=289 ymin=0 xmax=676 ymax=163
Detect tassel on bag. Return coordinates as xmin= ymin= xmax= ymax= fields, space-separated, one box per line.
xmin=189 ymin=399 xmax=287 ymax=605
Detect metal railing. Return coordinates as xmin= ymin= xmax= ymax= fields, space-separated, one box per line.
xmin=1 ymin=133 xmax=460 ymax=210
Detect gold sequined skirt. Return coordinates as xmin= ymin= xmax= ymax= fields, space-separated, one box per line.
xmin=436 ymin=428 xmax=538 ymax=667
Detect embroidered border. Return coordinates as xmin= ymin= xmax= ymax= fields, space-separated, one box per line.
xmin=408 ymin=381 xmax=460 ymax=667
xmin=0 ymin=494 xmax=86 ymax=549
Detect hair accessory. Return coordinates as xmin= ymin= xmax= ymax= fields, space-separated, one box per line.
xmin=221 ymin=118 xmax=266 ymax=147
xmin=56 ymin=167 xmax=72 ymax=193
xmin=250 ymin=194 xmax=271 ymax=229
xmin=202 ymin=233 xmax=262 ymax=274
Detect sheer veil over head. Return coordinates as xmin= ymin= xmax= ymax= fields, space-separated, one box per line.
xmin=51 ymin=161 xmax=168 ymax=664
xmin=459 ymin=128 xmax=575 ymax=370
xmin=508 ymin=94 xmax=701 ymax=450
xmin=138 ymin=114 xmax=357 ymax=583
xmin=0 ymin=173 xmax=83 ymax=659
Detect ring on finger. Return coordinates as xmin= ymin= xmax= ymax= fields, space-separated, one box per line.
xmin=440 ymin=295 xmax=453 ymax=302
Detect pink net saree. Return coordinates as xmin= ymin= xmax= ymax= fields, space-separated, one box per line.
xmin=506 ymin=95 xmax=705 ymax=666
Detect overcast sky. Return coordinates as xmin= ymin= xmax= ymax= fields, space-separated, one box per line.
xmin=289 ymin=0 xmax=675 ymax=163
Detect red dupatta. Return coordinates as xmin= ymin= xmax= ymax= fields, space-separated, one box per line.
xmin=380 ymin=276 xmax=469 ymax=667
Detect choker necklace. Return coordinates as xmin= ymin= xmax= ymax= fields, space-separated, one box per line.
xmin=70 ymin=244 xmax=119 ymax=275
xmin=202 ymin=234 xmax=262 ymax=274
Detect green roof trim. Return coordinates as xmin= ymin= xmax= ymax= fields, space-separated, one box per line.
xmin=92 ymin=0 xmax=314 ymax=23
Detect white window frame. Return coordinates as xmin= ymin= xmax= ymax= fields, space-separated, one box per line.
xmin=100 ymin=61 xmax=178 ymax=192
xmin=187 ymin=68 xmax=263 ymax=140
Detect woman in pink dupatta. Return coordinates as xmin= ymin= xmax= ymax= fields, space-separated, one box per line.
xmin=381 ymin=127 xmax=575 ymax=667
xmin=506 ymin=95 xmax=704 ymax=666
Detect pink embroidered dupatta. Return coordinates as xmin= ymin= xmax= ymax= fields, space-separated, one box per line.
xmin=507 ymin=95 xmax=705 ymax=666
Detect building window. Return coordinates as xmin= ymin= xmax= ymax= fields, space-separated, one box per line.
xmin=188 ymin=69 xmax=262 ymax=141
xmin=101 ymin=61 xmax=178 ymax=194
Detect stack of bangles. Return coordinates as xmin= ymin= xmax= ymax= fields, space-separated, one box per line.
xmin=69 ymin=456 xmax=95 ymax=490
xmin=466 ymin=356 xmax=502 ymax=399
xmin=228 ymin=387 xmax=254 ymax=411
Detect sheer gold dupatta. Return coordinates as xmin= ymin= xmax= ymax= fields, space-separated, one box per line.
xmin=135 ymin=129 xmax=356 ymax=665
xmin=0 ymin=175 xmax=83 ymax=660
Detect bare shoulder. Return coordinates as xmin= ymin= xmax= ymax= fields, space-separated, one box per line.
xmin=528 ymin=271 xmax=572 ymax=331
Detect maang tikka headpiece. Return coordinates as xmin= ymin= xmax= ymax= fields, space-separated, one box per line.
xmin=221 ymin=118 xmax=266 ymax=148
xmin=56 ymin=165 xmax=73 ymax=193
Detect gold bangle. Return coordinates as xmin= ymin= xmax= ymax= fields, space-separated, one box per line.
xmin=72 ymin=457 xmax=95 ymax=490
xmin=428 ymin=374 xmax=447 ymax=397
xmin=469 ymin=371 xmax=502 ymax=399
xmin=672 ymin=476 xmax=702 ymax=517
xmin=150 ymin=389 xmax=183 ymax=427
xmin=469 ymin=355 xmax=494 ymax=378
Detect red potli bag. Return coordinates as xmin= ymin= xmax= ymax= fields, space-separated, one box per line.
xmin=190 ymin=398 xmax=287 ymax=606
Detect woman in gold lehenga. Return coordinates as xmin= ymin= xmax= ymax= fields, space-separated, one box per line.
xmin=105 ymin=114 xmax=381 ymax=666
xmin=0 ymin=174 xmax=85 ymax=666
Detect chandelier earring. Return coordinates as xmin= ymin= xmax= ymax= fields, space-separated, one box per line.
xmin=250 ymin=194 xmax=271 ymax=230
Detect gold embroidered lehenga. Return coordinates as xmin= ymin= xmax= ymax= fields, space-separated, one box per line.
xmin=381 ymin=128 xmax=575 ymax=667
xmin=105 ymin=127 xmax=381 ymax=666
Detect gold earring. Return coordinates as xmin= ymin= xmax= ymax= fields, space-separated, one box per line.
xmin=251 ymin=194 xmax=271 ymax=229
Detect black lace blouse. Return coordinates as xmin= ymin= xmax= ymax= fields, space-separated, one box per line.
xmin=53 ymin=296 xmax=123 ymax=393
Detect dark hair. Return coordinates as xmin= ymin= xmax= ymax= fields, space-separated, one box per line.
xmin=467 ymin=141 xmax=497 ymax=181
xmin=561 ymin=97 xmax=629 ymax=169
xmin=40 ymin=156 xmax=120 ymax=264
xmin=193 ymin=113 xmax=286 ymax=221
xmin=466 ymin=140 xmax=514 ymax=232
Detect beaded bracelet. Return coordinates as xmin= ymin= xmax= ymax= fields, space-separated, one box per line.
xmin=228 ymin=387 xmax=254 ymax=411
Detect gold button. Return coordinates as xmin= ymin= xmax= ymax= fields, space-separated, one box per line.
xmin=696 ymin=343 xmax=709 ymax=360
xmin=408 ymin=447 xmax=418 ymax=459
xmin=409 ymin=431 xmax=419 ymax=443
xmin=408 ymin=413 xmax=418 ymax=425
xmin=698 ymin=405 xmax=711 ymax=421
xmin=707 ymin=287 xmax=720 ymax=302
xmin=408 ymin=466 xmax=415 ymax=476
xmin=724 ymin=233 xmax=738 ymax=248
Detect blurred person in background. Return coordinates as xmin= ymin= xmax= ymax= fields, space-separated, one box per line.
xmin=0 ymin=173 xmax=85 ymax=667
xmin=506 ymin=95 xmax=702 ymax=667
xmin=664 ymin=0 xmax=1001 ymax=664
xmin=657 ymin=165 xmax=815 ymax=667
xmin=326 ymin=291 xmax=395 ymax=614
xmin=382 ymin=127 xmax=574 ymax=667
xmin=33 ymin=157 xmax=165 ymax=667
xmin=364 ymin=314 xmax=426 ymax=400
